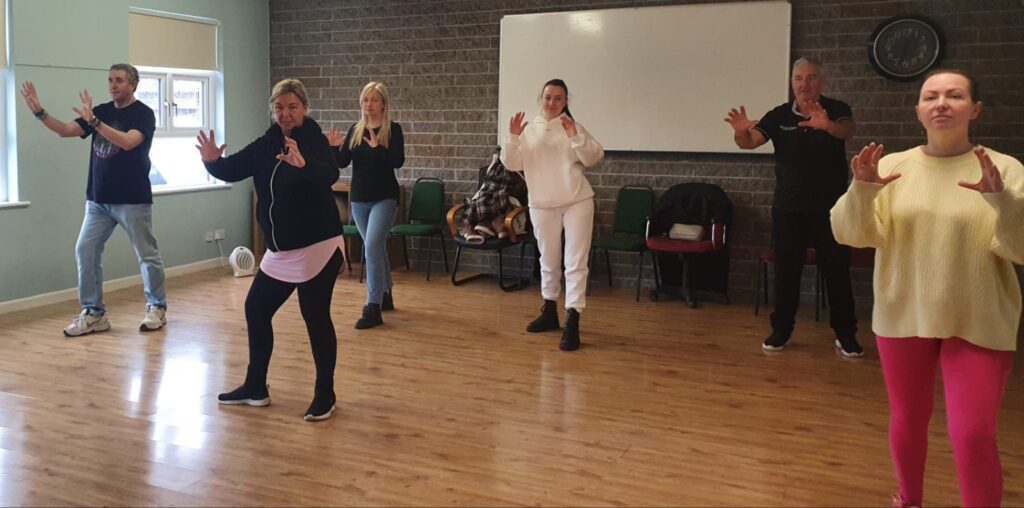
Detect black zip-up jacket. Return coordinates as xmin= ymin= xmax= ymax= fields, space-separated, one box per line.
xmin=204 ymin=118 xmax=342 ymax=252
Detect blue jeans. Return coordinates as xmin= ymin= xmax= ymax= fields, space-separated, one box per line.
xmin=351 ymin=199 xmax=396 ymax=305
xmin=77 ymin=201 xmax=166 ymax=315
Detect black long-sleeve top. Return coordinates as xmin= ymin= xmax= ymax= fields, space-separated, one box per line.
xmin=204 ymin=117 xmax=342 ymax=252
xmin=334 ymin=121 xmax=405 ymax=202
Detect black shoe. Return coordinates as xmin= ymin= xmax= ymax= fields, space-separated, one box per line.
xmin=559 ymin=308 xmax=581 ymax=351
xmin=218 ymin=383 xmax=271 ymax=406
xmin=526 ymin=299 xmax=560 ymax=333
xmin=381 ymin=291 xmax=395 ymax=311
xmin=304 ymin=391 xmax=337 ymax=421
xmin=355 ymin=303 xmax=383 ymax=329
xmin=835 ymin=334 xmax=865 ymax=358
xmin=761 ymin=332 xmax=790 ymax=352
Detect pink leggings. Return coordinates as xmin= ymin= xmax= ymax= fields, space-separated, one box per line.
xmin=877 ymin=336 xmax=1013 ymax=508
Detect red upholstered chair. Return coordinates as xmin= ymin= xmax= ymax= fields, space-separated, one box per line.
xmin=645 ymin=183 xmax=733 ymax=308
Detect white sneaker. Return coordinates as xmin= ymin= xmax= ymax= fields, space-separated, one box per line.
xmin=64 ymin=309 xmax=110 ymax=337
xmin=139 ymin=305 xmax=167 ymax=331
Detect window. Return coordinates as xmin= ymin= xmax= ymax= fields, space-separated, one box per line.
xmin=137 ymin=68 xmax=218 ymax=189
xmin=129 ymin=9 xmax=220 ymax=192
xmin=0 ymin=0 xmax=11 ymax=203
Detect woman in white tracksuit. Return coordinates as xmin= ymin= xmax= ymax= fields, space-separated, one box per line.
xmin=501 ymin=79 xmax=604 ymax=351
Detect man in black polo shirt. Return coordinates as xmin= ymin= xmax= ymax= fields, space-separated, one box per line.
xmin=21 ymin=64 xmax=167 ymax=337
xmin=725 ymin=57 xmax=862 ymax=357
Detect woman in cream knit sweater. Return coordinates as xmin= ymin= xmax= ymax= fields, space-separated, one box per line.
xmin=831 ymin=69 xmax=1024 ymax=508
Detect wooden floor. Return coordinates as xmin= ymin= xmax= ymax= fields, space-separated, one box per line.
xmin=0 ymin=266 xmax=1022 ymax=507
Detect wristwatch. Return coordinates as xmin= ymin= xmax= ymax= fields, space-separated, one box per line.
xmin=89 ymin=116 xmax=101 ymax=128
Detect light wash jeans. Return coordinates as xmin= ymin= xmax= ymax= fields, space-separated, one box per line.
xmin=351 ymin=199 xmax=397 ymax=305
xmin=77 ymin=200 xmax=166 ymax=315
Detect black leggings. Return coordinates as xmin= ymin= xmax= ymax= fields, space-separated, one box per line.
xmin=243 ymin=248 xmax=342 ymax=395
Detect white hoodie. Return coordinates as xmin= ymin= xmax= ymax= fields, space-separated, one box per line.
xmin=500 ymin=115 xmax=605 ymax=208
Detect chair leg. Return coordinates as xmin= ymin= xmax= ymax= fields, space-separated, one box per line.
xmin=652 ymin=251 xmax=661 ymax=293
xmin=451 ymin=245 xmax=485 ymax=286
xmin=635 ymin=251 xmax=644 ymax=303
xmin=684 ymin=255 xmax=697 ymax=308
xmin=426 ymin=236 xmax=433 ymax=281
xmin=754 ymin=260 xmax=763 ymax=316
xmin=605 ymin=249 xmax=613 ymax=288
xmin=359 ymin=245 xmax=365 ymax=284
xmin=440 ymin=232 xmax=450 ymax=273
xmin=401 ymin=236 xmax=410 ymax=271
xmin=343 ymin=241 xmax=353 ymax=274
xmin=586 ymin=247 xmax=594 ymax=296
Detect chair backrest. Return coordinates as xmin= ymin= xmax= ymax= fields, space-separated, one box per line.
xmin=650 ymin=182 xmax=733 ymax=236
xmin=612 ymin=186 xmax=655 ymax=236
xmin=408 ymin=177 xmax=445 ymax=225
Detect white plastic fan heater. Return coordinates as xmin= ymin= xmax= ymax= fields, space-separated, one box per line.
xmin=229 ymin=246 xmax=257 ymax=277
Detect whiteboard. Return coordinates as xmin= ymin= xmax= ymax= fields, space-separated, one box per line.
xmin=498 ymin=2 xmax=791 ymax=154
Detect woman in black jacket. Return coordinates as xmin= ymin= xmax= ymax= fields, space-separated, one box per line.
xmin=197 ymin=79 xmax=344 ymax=421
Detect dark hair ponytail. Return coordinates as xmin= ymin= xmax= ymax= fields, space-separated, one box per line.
xmin=541 ymin=78 xmax=573 ymax=119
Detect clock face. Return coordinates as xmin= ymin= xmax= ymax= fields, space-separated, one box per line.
xmin=869 ymin=17 xmax=943 ymax=81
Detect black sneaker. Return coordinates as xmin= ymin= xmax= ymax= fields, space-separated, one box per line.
xmin=835 ymin=335 xmax=865 ymax=358
xmin=303 ymin=392 xmax=337 ymax=421
xmin=381 ymin=291 xmax=395 ymax=311
xmin=526 ymin=299 xmax=560 ymax=333
xmin=761 ymin=332 xmax=790 ymax=352
xmin=559 ymin=308 xmax=581 ymax=351
xmin=355 ymin=303 xmax=383 ymax=329
xmin=218 ymin=384 xmax=271 ymax=406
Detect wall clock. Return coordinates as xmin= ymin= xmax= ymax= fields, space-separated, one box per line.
xmin=867 ymin=16 xmax=944 ymax=82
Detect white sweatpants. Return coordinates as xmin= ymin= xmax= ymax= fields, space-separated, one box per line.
xmin=529 ymin=198 xmax=594 ymax=311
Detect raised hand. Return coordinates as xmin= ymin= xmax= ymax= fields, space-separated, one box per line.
xmin=796 ymin=101 xmax=833 ymax=132
xmin=724 ymin=106 xmax=758 ymax=132
xmin=195 ymin=129 xmax=227 ymax=162
xmin=326 ymin=125 xmax=347 ymax=148
xmin=850 ymin=142 xmax=901 ymax=185
xmin=509 ymin=112 xmax=527 ymax=136
xmin=366 ymin=127 xmax=380 ymax=148
xmin=559 ymin=114 xmax=578 ymax=138
xmin=20 ymin=82 xmax=43 ymax=113
xmin=71 ymin=90 xmax=95 ymax=123
xmin=276 ymin=136 xmax=306 ymax=167
xmin=959 ymin=146 xmax=1005 ymax=193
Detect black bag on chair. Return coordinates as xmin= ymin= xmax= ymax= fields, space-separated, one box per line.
xmin=650 ymin=183 xmax=733 ymax=300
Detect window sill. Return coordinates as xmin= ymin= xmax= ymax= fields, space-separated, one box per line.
xmin=0 ymin=201 xmax=31 ymax=210
xmin=153 ymin=183 xmax=233 ymax=196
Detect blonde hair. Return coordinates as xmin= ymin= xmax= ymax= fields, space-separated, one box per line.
xmin=350 ymin=82 xmax=392 ymax=149
xmin=268 ymin=79 xmax=309 ymax=118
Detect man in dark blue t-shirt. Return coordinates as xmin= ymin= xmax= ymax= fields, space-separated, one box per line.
xmin=21 ymin=63 xmax=167 ymax=337
xmin=725 ymin=57 xmax=861 ymax=358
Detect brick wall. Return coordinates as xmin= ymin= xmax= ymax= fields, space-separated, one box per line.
xmin=269 ymin=0 xmax=1024 ymax=310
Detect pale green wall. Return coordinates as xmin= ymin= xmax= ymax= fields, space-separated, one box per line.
xmin=0 ymin=0 xmax=269 ymax=304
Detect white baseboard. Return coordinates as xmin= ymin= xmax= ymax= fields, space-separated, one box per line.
xmin=0 ymin=258 xmax=226 ymax=315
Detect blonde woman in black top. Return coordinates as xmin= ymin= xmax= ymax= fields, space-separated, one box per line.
xmin=328 ymin=82 xmax=405 ymax=329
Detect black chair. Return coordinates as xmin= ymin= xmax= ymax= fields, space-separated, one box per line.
xmin=446 ymin=164 xmax=531 ymax=291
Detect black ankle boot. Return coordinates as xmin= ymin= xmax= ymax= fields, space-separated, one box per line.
xmin=381 ymin=291 xmax=394 ymax=311
xmin=559 ymin=308 xmax=580 ymax=351
xmin=355 ymin=303 xmax=383 ymax=329
xmin=526 ymin=299 xmax=560 ymax=333
xmin=304 ymin=390 xmax=337 ymax=421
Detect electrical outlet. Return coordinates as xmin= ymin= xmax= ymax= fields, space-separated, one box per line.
xmin=204 ymin=231 xmax=215 ymax=242
xmin=214 ymin=229 xmax=225 ymax=240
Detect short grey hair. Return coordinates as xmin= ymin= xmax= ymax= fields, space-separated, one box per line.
xmin=109 ymin=63 xmax=140 ymax=89
xmin=792 ymin=57 xmax=825 ymax=78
